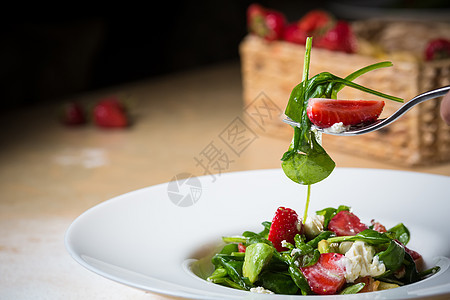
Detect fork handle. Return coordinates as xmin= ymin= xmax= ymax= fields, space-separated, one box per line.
xmin=385 ymin=85 xmax=450 ymax=124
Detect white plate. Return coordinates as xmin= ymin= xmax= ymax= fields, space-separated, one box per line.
xmin=65 ymin=168 xmax=450 ymax=299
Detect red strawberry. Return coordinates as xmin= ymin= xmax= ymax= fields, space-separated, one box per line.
xmin=247 ymin=3 xmax=286 ymax=41
xmin=315 ymin=21 xmax=356 ymax=53
xmin=283 ymin=23 xmax=307 ymax=45
xmin=93 ymin=98 xmax=128 ymax=128
xmin=328 ymin=211 xmax=368 ymax=236
xmin=301 ymin=252 xmax=346 ymax=295
xmin=307 ymin=98 xmax=385 ymax=128
xmin=371 ymin=219 xmax=387 ymax=233
xmin=283 ymin=10 xmax=334 ymax=45
xmin=60 ymin=102 xmax=86 ymax=126
xmin=425 ymin=38 xmax=450 ymax=61
xmin=297 ymin=10 xmax=335 ymax=37
xmin=267 ymin=207 xmax=301 ymax=252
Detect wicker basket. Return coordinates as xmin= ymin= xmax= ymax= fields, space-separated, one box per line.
xmin=240 ymin=34 xmax=450 ymax=166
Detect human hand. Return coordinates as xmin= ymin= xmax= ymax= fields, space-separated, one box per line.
xmin=441 ymin=91 xmax=450 ymax=125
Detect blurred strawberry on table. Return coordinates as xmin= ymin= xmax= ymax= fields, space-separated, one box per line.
xmin=60 ymin=101 xmax=86 ymax=126
xmin=93 ymin=97 xmax=128 ymax=128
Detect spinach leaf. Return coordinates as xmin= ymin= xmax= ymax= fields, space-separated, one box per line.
xmin=289 ymin=252 xmax=311 ymax=295
xmin=281 ymin=131 xmax=335 ymax=185
xmin=243 ymin=243 xmax=274 ymax=283
xmin=282 ymin=38 xmax=403 ymax=187
xmin=219 ymin=243 xmax=239 ymax=255
xmin=327 ymin=229 xmax=392 ymax=245
xmin=212 ymin=254 xmax=252 ymax=290
xmin=376 ymin=240 xmax=405 ymax=272
xmin=316 ymin=205 xmax=350 ymax=228
xmin=258 ymin=271 xmax=299 ymax=295
xmin=340 ymin=282 xmax=365 ymax=294
xmin=388 ymin=223 xmax=410 ymax=245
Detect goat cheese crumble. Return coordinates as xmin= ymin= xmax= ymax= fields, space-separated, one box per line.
xmin=342 ymin=241 xmax=386 ymax=282
xmin=303 ymin=215 xmax=325 ymax=239
xmin=250 ymin=287 xmax=275 ymax=294
xmin=323 ymin=122 xmax=350 ymax=134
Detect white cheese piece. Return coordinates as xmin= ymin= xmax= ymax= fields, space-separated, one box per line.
xmin=250 ymin=287 xmax=275 ymax=294
xmin=323 ymin=122 xmax=350 ymax=134
xmin=339 ymin=241 xmax=354 ymax=254
xmin=342 ymin=241 xmax=386 ymax=282
xmin=303 ymin=215 xmax=325 ymax=239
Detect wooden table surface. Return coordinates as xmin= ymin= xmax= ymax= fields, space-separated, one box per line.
xmin=1 ymin=61 xmax=449 ymax=299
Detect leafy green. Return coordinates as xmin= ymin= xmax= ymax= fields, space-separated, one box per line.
xmin=258 ymin=271 xmax=299 ymax=295
xmin=243 ymin=243 xmax=274 ymax=283
xmin=281 ymin=38 xmax=403 ymax=187
xmin=376 ymin=240 xmax=405 ymax=272
xmin=327 ymin=229 xmax=392 ymax=245
xmin=316 ymin=205 xmax=350 ymax=228
xmin=340 ymin=283 xmax=365 ymax=294
xmin=388 ymin=223 xmax=410 ymax=245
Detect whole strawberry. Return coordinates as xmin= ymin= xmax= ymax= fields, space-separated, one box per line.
xmin=60 ymin=101 xmax=86 ymax=126
xmin=283 ymin=23 xmax=307 ymax=45
xmin=425 ymin=38 xmax=450 ymax=61
xmin=297 ymin=10 xmax=335 ymax=37
xmin=247 ymin=3 xmax=286 ymax=41
xmin=93 ymin=98 xmax=128 ymax=128
xmin=315 ymin=21 xmax=356 ymax=53
xmin=267 ymin=206 xmax=301 ymax=252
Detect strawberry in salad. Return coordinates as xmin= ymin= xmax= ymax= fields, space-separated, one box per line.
xmin=267 ymin=207 xmax=302 ymax=252
xmin=207 ymin=206 xmax=439 ymax=295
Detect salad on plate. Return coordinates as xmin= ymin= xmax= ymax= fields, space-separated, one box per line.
xmin=205 ymin=36 xmax=440 ymax=295
xmin=206 ymin=205 xmax=439 ymax=295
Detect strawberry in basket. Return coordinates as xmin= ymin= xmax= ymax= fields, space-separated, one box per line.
xmin=247 ymin=3 xmax=286 ymax=41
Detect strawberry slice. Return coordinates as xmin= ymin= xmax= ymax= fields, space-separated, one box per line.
xmin=307 ymin=98 xmax=385 ymax=128
xmin=328 ymin=211 xmax=368 ymax=236
xmin=371 ymin=219 xmax=387 ymax=233
xmin=267 ymin=207 xmax=301 ymax=252
xmin=301 ymin=252 xmax=346 ymax=295
xmin=93 ymin=98 xmax=128 ymax=128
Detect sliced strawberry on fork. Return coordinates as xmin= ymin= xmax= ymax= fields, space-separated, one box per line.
xmin=328 ymin=211 xmax=368 ymax=236
xmin=301 ymin=252 xmax=346 ymax=295
xmin=267 ymin=207 xmax=301 ymax=252
xmin=307 ymin=98 xmax=385 ymax=128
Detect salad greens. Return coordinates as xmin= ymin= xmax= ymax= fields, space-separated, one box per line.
xmin=281 ymin=37 xmax=403 ymax=220
xmin=207 ymin=205 xmax=440 ymax=295
xmin=205 ymin=37 xmax=440 ymax=296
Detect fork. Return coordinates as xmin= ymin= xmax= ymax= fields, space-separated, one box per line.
xmin=283 ymin=85 xmax=450 ymax=136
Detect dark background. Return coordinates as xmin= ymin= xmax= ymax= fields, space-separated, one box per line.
xmin=1 ymin=0 xmax=449 ymax=109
